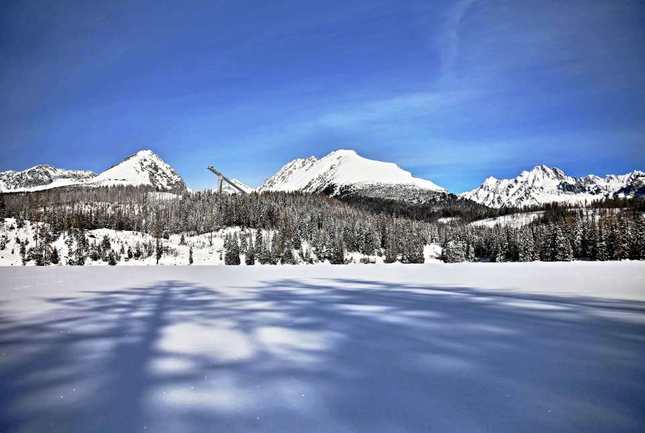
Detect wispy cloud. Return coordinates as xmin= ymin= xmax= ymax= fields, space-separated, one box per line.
xmin=438 ymin=0 xmax=478 ymax=80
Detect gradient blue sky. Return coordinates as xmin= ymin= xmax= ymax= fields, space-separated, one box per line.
xmin=1 ymin=0 xmax=644 ymax=192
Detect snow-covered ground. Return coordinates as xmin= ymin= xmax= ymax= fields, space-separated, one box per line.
xmin=1 ymin=262 xmax=644 ymax=433
xmin=469 ymin=211 xmax=544 ymax=228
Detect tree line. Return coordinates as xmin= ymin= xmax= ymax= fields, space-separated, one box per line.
xmin=0 ymin=186 xmax=643 ymax=265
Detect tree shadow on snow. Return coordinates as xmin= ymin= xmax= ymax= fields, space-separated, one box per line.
xmin=1 ymin=277 xmax=644 ymax=433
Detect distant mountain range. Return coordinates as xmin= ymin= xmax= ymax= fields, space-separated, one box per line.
xmin=1 ymin=148 xmax=643 ymax=208
xmin=0 ymin=150 xmax=186 ymax=192
xmin=461 ymin=165 xmax=644 ymax=208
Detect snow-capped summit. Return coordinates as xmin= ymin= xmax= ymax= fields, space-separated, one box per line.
xmin=461 ymin=165 xmax=643 ymax=208
xmin=0 ymin=164 xmax=96 ymax=192
xmin=90 ymin=149 xmax=186 ymax=191
xmin=0 ymin=149 xmax=187 ymax=193
xmin=260 ymin=149 xmax=445 ymax=199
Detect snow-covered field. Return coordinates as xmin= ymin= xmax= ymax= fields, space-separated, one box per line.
xmin=469 ymin=211 xmax=544 ymax=228
xmin=1 ymin=263 xmax=644 ymax=433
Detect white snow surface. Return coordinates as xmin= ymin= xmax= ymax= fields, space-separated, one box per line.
xmin=260 ymin=149 xmax=445 ymax=194
xmin=469 ymin=211 xmax=545 ymax=228
xmin=1 ymin=263 xmax=644 ymax=433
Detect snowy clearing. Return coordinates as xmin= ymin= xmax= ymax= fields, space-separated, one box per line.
xmin=1 ymin=262 xmax=645 ymax=433
xmin=469 ymin=211 xmax=544 ymax=228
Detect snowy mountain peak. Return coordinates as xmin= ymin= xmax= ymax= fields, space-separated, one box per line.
xmin=0 ymin=149 xmax=186 ymax=193
xmin=524 ymin=164 xmax=567 ymax=180
xmin=90 ymin=149 xmax=186 ymax=191
xmin=461 ymin=165 xmax=644 ymax=208
xmin=327 ymin=149 xmax=358 ymax=158
xmin=259 ymin=149 xmax=446 ymax=201
xmin=0 ymin=164 xmax=96 ymax=192
xmin=482 ymin=176 xmax=498 ymax=186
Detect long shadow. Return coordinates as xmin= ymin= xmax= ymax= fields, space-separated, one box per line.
xmin=1 ymin=276 xmax=644 ymax=433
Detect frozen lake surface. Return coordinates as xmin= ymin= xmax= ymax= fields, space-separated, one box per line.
xmin=1 ymin=262 xmax=645 ymax=433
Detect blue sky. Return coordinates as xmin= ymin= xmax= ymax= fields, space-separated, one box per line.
xmin=1 ymin=0 xmax=644 ymax=192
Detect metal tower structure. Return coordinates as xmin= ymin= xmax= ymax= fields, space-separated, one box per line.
xmin=207 ymin=166 xmax=247 ymax=194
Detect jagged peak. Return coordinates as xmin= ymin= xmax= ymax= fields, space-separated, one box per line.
xmin=526 ymin=164 xmax=565 ymax=177
xmin=124 ymin=148 xmax=160 ymax=161
xmin=482 ymin=176 xmax=498 ymax=186
xmin=462 ymin=163 xmax=644 ymax=208
xmin=27 ymin=164 xmax=55 ymax=171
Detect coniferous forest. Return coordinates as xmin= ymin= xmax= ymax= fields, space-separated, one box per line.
xmin=0 ymin=186 xmax=643 ymax=266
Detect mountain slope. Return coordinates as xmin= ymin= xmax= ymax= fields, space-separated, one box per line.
xmin=220 ymin=178 xmax=254 ymax=194
xmin=260 ymin=149 xmax=445 ymax=201
xmin=0 ymin=149 xmax=187 ymax=193
xmin=0 ymin=165 xmax=95 ymax=192
xmin=462 ymin=165 xmax=644 ymax=208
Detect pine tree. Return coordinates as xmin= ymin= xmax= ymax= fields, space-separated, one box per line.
xmin=50 ymin=247 xmax=59 ymax=265
xmin=239 ymin=232 xmax=248 ymax=255
xmin=245 ymin=244 xmax=255 ymax=265
xmin=594 ymin=229 xmax=609 ymax=261
xmin=518 ymin=231 xmax=536 ymax=262
xmin=224 ymin=234 xmax=241 ymax=265
xmin=442 ymin=240 xmax=466 ymax=263
xmin=188 ymin=246 xmax=194 ymax=265
xmin=19 ymin=241 xmax=27 ymax=265
xmin=465 ymin=242 xmax=476 ymax=262
xmin=255 ymin=228 xmax=263 ymax=253
xmin=281 ymin=239 xmax=296 ymax=264
xmin=383 ymin=230 xmax=398 ymax=263
xmin=108 ymin=251 xmax=117 ymax=266
xmin=549 ymin=226 xmax=573 ymax=261
xmin=611 ymin=217 xmax=630 ymax=260
xmin=74 ymin=230 xmax=87 ymax=265
xmin=402 ymin=234 xmax=424 ymax=264
xmin=330 ymin=238 xmax=345 ymax=264
xmin=65 ymin=232 xmax=74 ymax=265
xmin=101 ymin=235 xmax=111 ymax=251
xmin=155 ymin=237 xmax=162 ymax=265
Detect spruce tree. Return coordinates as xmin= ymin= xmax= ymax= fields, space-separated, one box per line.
xmin=155 ymin=237 xmax=162 ymax=265
xmin=402 ymin=234 xmax=424 ymax=263
xmin=443 ymin=240 xmax=466 ymax=263
xmin=465 ymin=242 xmax=476 ymax=262
xmin=550 ymin=226 xmax=573 ymax=261
xmin=281 ymin=239 xmax=296 ymax=264
xmin=330 ymin=238 xmax=345 ymax=264
xmin=224 ymin=234 xmax=241 ymax=265
xmin=50 ymin=247 xmax=59 ymax=265
xmin=245 ymin=244 xmax=255 ymax=265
